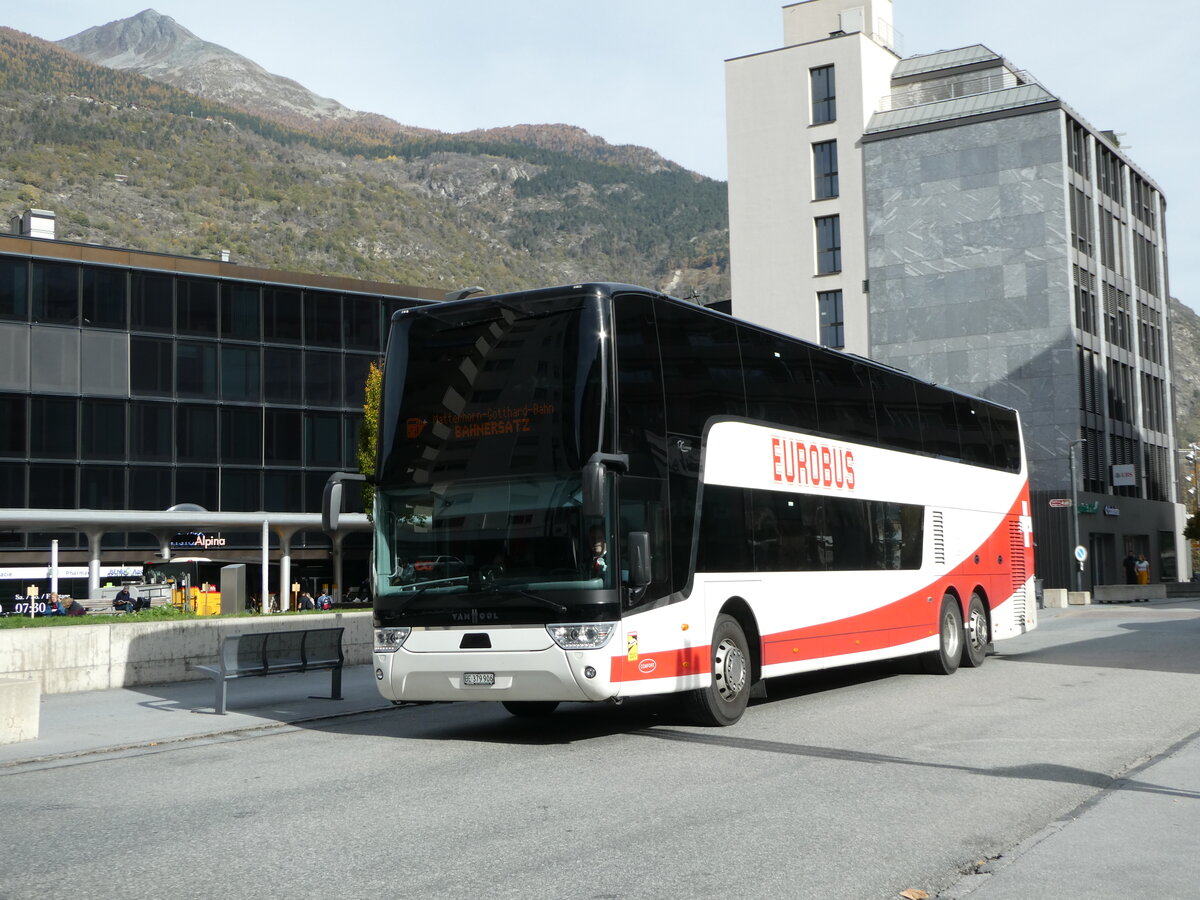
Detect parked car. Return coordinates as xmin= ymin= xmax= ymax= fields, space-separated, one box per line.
xmin=412 ymin=555 xmax=466 ymax=579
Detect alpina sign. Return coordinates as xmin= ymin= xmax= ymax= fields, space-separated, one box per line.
xmin=170 ymin=532 xmax=227 ymax=549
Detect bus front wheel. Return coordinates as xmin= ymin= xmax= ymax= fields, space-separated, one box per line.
xmin=922 ymin=594 xmax=963 ymax=675
xmin=501 ymin=701 xmax=559 ymax=717
xmin=962 ymin=592 xmax=989 ymax=668
xmin=685 ymin=614 xmax=751 ymax=726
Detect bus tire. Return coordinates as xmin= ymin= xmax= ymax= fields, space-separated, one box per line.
xmin=922 ymin=594 xmax=963 ymax=675
xmin=684 ymin=614 xmax=751 ymax=726
xmin=501 ymin=701 xmax=559 ymax=717
xmin=962 ymin=592 xmax=989 ymax=668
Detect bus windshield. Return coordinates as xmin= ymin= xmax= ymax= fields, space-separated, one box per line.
xmin=378 ymin=293 xmax=609 ymax=485
xmin=377 ymin=474 xmax=614 ymax=597
xmin=374 ymin=290 xmax=616 ymax=611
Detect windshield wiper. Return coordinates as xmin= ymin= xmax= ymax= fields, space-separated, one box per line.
xmin=509 ymin=589 xmax=569 ymax=613
xmin=476 ymin=583 xmax=569 ymax=613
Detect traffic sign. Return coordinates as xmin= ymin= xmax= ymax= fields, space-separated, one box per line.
xmin=1074 ymin=545 xmax=1088 ymax=563
xmin=1049 ymin=499 xmax=1073 ymax=508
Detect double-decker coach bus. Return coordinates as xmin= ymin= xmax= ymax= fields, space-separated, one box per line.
xmin=335 ymin=284 xmax=1036 ymax=726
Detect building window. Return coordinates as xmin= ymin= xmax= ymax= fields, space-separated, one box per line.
xmin=1073 ymin=266 xmax=1098 ymax=336
xmin=31 ymin=261 xmax=78 ymax=325
xmin=176 ymin=341 xmax=218 ymax=398
xmin=1131 ymin=176 xmax=1156 ymax=230
xmin=220 ymin=344 xmax=260 ymax=402
xmin=813 ymin=140 xmax=839 ymax=199
xmin=263 ymin=287 xmax=302 ymax=344
xmin=31 ymin=397 xmax=77 ymax=460
xmin=345 ymin=296 xmax=381 ymax=350
xmin=811 ymin=65 xmax=836 ymax=124
xmin=0 ymin=256 xmax=28 ymax=322
xmin=221 ymin=406 xmax=262 ymax=465
xmin=221 ymin=282 xmax=260 ymax=341
xmin=815 ymin=215 xmax=841 ymax=274
xmin=818 ymin=290 xmax=844 ymax=349
xmin=130 ymin=272 xmax=173 ymax=333
xmin=1070 ymin=188 xmax=1093 ymax=256
xmin=1134 ymin=234 xmax=1159 ymax=296
xmin=1067 ymin=119 xmax=1089 ymax=178
xmin=82 ymin=266 xmax=127 ymax=330
xmin=177 ymin=278 xmax=219 ymax=337
xmin=304 ymin=291 xmax=342 ymax=348
xmin=1097 ymin=145 xmax=1124 ymax=204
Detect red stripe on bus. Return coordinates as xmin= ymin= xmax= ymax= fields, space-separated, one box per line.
xmin=610 ymin=645 xmax=710 ymax=682
xmin=611 ymin=486 xmax=1032 ymax=682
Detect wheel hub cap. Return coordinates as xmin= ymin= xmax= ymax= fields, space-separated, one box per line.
xmin=714 ymin=638 xmax=746 ymax=701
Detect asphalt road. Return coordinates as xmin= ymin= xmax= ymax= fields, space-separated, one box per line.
xmin=4 ymin=603 xmax=1200 ymax=900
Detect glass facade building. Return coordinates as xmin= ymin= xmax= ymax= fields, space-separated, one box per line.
xmin=0 ymin=232 xmax=440 ymax=598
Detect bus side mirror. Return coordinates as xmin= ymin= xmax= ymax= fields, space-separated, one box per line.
xmin=582 ymin=460 xmax=607 ymax=519
xmin=322 ymin=472 xmax=368 ymax=532
xmin=582 ymin=453 xmax=630 ymax=519
xmin=628 ymin=531 xmax=651 ymax=588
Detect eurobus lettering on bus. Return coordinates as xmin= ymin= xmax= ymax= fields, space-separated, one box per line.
xmin=325 ymin=283 xmax=1036 ymax=726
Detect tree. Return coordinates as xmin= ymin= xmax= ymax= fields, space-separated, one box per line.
xmin=357 ymin=359 xmax=382 ymax=519
xmin=1185 ymin=513 xmax=1200 ymax=543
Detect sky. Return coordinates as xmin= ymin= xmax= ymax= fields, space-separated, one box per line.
xmin=6 ymin=1 xmax=1200 ymax=307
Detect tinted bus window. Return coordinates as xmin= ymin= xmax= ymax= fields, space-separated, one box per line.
xmin=655 ymin=300 xmax=745 ymax=438
xmin=614 ymin=294 xmax=666 ymax=478
xmin=870 ymin=369 xmax=923 ymax=454
xmin=809 ymin=351 xmax=878 ymax=446
xmin=955 ymin=396 xmax=993 ymax=467
xmin=738 ymin=326 xmax=819 ymax=433
xmin=913 ymin=381 xmax=960 ymax=460
xmin=699 ymin=484 xmax=923 ymax=573
xmin=989 ymin=406 xmax=1022 ymax=472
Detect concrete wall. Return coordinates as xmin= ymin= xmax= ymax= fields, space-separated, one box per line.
xmin=0 ymin=611 xmax=373 ymax=695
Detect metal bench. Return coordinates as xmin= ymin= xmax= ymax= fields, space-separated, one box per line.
xmin=191 ymin=627 xmax=345 ymax=715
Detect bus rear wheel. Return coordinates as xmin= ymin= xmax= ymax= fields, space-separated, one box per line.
xmin=684 ymin=614 xmax=751 ymax=726
xmin=922 ymin=594 xmax=963 ymax=675
xmin=501 ymin=701 xmax=559 ymax=717
xmin=962 ymin=592 xmax=989 ymax=668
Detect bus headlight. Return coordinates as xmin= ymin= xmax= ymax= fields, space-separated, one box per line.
xmin=375 ymin=627 xmax=411 ymax=653
xmin=546 ymin=623 xmax=616 ymax=650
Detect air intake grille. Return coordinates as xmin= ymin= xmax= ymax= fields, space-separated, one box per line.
xmin=931 ymin=511 xmax=945 ymax=566
xmin=1009 ymin=519 xmax=1028 ymax=622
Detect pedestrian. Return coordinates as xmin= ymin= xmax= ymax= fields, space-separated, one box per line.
xmin=316 ymin=589 xmax=332 ymax=610
xmin=1135 ymin=554 xmax=1150 ymax=585
xmin=113 ymin=586 xmax=134 ymax=612
xmin=1122 ymin=553 xmax=1137 ymax=585
xmin=65 ymin=597 xmax=86 ymax=616
xmin=299 ymin=591 xmax=316 ymax=610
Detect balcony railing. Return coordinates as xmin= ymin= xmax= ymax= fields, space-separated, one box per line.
xmin=878 ymin=69 xmax=1038 ymax=113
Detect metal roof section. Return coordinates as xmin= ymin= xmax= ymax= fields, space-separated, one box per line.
xmin=892 ymin=44 xmax=1001 ymax=78
xmin=866 ymin=83 xmax=1057 ymax=134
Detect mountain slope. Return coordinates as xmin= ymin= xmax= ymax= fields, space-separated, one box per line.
xmin=55 ymin=9 xmax=686 ymax=176
xmin=0 ymin=26 xmax=729 ymax=301
xmin=56 ymin=8 xmax=431 ymax=137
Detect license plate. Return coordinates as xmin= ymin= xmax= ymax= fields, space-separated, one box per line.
xmin=463 ymin=672 xmax=495 ymax=686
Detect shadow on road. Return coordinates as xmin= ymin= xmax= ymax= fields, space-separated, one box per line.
xmin=997 ymin=614 xmax=1200 ymax=675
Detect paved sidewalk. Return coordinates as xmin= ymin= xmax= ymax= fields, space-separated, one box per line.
xmin=0 ymin=664 xmax=394 ymax=770
xmin=939 ymin=726 xmax=1200 ymax=899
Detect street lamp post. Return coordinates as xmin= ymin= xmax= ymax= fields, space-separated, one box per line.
xmin=1068 ymin=438 xmax=1086 ymax=592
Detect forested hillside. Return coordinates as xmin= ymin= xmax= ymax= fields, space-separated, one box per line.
xmin=0 ymin=26 xmax=730 ymax=301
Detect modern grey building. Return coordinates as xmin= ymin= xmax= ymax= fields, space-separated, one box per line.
xmin=0 ymin=218 xmax=440 ymax=601
xmin=863 ymin=47 xmax=1178 ymax=590
xmin=726 ymin=1 xmax=1182 ymax=589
